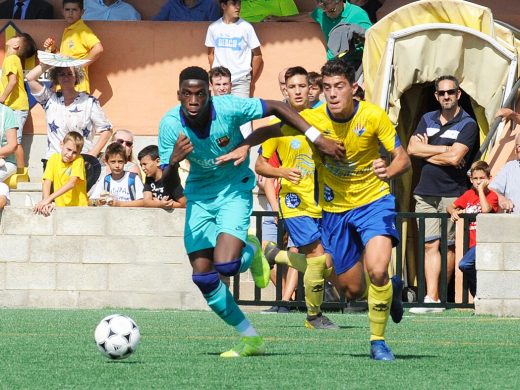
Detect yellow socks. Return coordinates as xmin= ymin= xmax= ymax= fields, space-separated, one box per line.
xmin=368 ymin=281 xmax=392 ymax=341
xmin=304 ymin=255 xmax=327 ymax=317
xmin=275 ymin=251 xmax=307 ymax=274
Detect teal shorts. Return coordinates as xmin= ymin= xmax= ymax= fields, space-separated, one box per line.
xmin=184 ymin=190 xmax=253 ymax=254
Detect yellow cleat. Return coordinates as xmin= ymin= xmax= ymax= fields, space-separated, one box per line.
xmin=220 ymin=336 xmax=265 ymax=358
xmin=247 ymin=234 xmax=271 ymax=288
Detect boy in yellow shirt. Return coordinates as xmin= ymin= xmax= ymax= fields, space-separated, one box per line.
xmin=44 ymin=0 xmax=103 ymax=93
xmin=33 ymin=131 xmax=88 ymax=216
xmin=0 ymin=33 xmax=37 ymax=173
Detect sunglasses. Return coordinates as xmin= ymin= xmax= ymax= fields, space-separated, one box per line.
xmin=436 ymin=89 xmax=458 ymax=96
xmin=116 ymin=139 xmax=133 ymax=147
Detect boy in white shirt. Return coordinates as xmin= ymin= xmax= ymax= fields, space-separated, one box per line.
xmin=90 ymin=142 xmax=144 ymax=207
xmin=205 ymin=0 xmax=263 ymax=98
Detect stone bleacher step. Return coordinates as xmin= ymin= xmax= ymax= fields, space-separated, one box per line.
xmin=14 ymin=182 xmax=43 ymax=191
xmin=9 ymin=191 xmax=41 ymax=207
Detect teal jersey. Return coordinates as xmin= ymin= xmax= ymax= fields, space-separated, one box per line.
xmin=312 ymin=3 xmax=372 ymax=60
xmin=158 ymin=94 xmax=266 ymax=200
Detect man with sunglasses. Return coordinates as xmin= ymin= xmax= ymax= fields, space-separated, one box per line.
xmin=407 ymin=75 xmax=479 ymax=313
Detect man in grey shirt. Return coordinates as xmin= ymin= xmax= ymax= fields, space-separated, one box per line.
xmin=490 ymin=117 xmax=520 ymax=213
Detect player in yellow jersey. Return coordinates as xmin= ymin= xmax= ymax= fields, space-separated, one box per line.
xmin=306 ymin=59 xmax=410 ymax=360
xmin=256 ymin=66 xmax=338 ymax=329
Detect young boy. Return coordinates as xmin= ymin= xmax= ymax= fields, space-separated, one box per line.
xmin=307 ymin=71 xmax=323 ymax=108
xmin=33 ymin=131 xmax=88 ymax=216
xmin=137 ymin=144 xmax=186 ymax=209
xmin=0 ymin=33 xmax=37 ymax=173
xmin=447 ymin=160 xmax=499 ymax=297
xmin=205 ymin=0 xmax=263 ymax=98
xmin=44 ymin=0 xmax=103 ymax=93
xmin=90 ymin=142 xmax=144 ymax=207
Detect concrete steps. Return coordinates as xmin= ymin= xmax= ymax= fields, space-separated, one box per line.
xmin=9 ymin=181 xmax=42 ymax=207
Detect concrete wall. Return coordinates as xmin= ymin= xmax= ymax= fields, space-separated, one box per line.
xmin=475 ymin=214 xmax=520 ymax=317
xmin=0 ymin=207 xmax=275 ymax=309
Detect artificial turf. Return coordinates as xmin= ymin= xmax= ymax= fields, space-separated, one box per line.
xmin=0 ymin=308 xmax=518 ymax=389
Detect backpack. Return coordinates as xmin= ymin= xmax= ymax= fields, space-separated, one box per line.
xmin=103 ymin=172 xmax=137 ymax=201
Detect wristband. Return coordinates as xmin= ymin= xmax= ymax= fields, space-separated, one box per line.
xmin=305 ymin=126 xmax=321 ymax=143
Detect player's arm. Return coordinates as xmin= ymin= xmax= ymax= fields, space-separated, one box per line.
xmin=0 ymin=195 xmax=7 ymax=209
xmin=0 ymin=73 xmax=17 ymax=104
xmin=86 ymin=42 xmax=104 ymax=64
xmin=255 ymin=154 xmax=301 ymax=184
xmin=250 ymin=47 xmax=264 ymax=97
xmin=373 ymin=145 xmax=411 ymax=181
xmin=425 ymin=142 xmax=469 ymax=167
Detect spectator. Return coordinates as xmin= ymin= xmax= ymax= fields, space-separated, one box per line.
xmin=307 ymin=71 xmax=323 ymax=108
xmin=239 ymin=0 xmax=298 ymax=23
xmin=0 ymin=104 xmax=18 ymax=182
xmin=90 ymin=142 xmax=144 ymax=207
xmin=137 ymin=144 xmax=186 ymax=209
xmin=277 ymin=67 xmax=288 ymax=100
xmin=446 ymin=160 xmax=498 ymax=298
xmin=350 ymin=0 xmax=385 ymax=24
xmin=0 ymin=181 xmax=9 ymax=209
xmin=44 ymin=0 xmax=104 ymax=93
xmin=107 ymin=129 xmax=141 ymax=175
xmin=0 ymin=0 xmax=53 ymax=19
xmin=33 ymin=131 xmax=88 ymax=216
xmin=206 ymin=0 xmax=263 ymax=98
xmin=153 ymin=0 xmax=220 ymax=21
xmin=208 ymin=66 xmax=251 ymax=137
xmin=490 ymin=129 xmax=520 ymax=214
xmin=407 ymin=75 xmax=479 ymax=312
xmin=257 ymin=66 xmax=337 ymax=326
xmin=265 ymin=0 xmax=371 ymax=61
xmin=25 ymin=63 xmax=112 ymax=171
xmin=83 ymin=0 xmax=141 ymax=21
xmin=0 ymin=33 xmax=36 ymax=174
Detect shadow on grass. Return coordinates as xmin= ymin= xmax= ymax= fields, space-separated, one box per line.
xmin=346 ymin=353 xmax=437 ymax=360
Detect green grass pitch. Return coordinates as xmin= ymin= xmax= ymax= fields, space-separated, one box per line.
xmin=0 ymin=308 xmax=518 ymax=389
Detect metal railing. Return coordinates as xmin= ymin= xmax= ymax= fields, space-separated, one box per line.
xmin=232 ymin=211 xmax=476 ymax=310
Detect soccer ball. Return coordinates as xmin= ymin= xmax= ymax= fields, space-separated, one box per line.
xmin=94 ymin=314 xmax=141 ymax=360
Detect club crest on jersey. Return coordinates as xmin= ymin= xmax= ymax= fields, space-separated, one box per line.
xmin=323 ymin=185 xmax=334 ymax=202
xmin=353 ymin=124 xmax=365 ymax=137
xmin=285 ymin=193 xmax=301 ymax=208
xmin=290 ymin=139 xmax=301 ymax=150
xmin=217 ymin=136 xmax=230 ymax=147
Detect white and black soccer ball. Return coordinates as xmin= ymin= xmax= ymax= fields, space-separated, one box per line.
xmin=94 ymin=314 xmax=141 ymax=360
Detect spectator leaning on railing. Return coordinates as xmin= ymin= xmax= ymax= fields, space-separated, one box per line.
xmin=83 ymin=0 xmax=141 ymax=21
xmin=0 ymin=0 xmax=53 ymax=19
xmin=153 ymin=0 xmax=220 ymax=21
xmin=408 ymin=75 xmax=479 ymax=313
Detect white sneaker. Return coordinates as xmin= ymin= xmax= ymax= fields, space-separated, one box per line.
xmin=409 ymin=295 xmax=445 ymax=314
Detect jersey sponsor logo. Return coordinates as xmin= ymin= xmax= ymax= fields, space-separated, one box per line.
xmin=324 ymin=158 xmax=360 ymax=177
xmin=191 ymin=156 xmax=217 ymax=169
xmin=290 ymin=139 xmax=302 ymax=150
xmin=215 ymin=37 xmax=243 ymax=51
xmin=323 ymin=185 xmax=334 ymax=202
xmin=217 ymin=135 xmax=230 ymax=147
xmin=294 ymin=155 xmax=315 ymax=178
xmin=440 ymin=129 xmax=461 ymax=140
xmin=285 ymin=193 xmax=301 ymax=208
